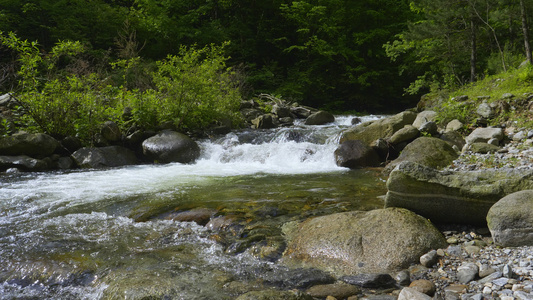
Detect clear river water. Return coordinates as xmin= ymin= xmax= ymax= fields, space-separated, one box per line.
xmin=0 ymin=115 xmax=388 ymax=299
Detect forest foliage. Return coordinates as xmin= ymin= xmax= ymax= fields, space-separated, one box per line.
xmin=2 ymin=0 xmax=533 ymax=140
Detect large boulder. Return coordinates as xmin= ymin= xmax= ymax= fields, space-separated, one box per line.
xmin=465 ymin=127 xmax=504 ymax=144
xmin=385 ymin=161 xmax=533 ymax=224
xmin=339 ymin=111 xmax=417 ymax=145
xmin=72 ymin=146 xmax=138 ymax=168
xmin=0 ymin=133 xmax=59 ymax=158
xmin=487 ymin=190 xmax=533 ymax=247
xmin=0 ymin=155 xmax=50 ymax=171
xmin=142 ymin=131 xmax=200 ymax=164
xmin=334 ymin=140 xmax=381 ymax=169
xmin=384 ymin=137 xmax=458 ymax=174
xmin=282 ymin=208 xmax=446 ymax=276
xmin=304 ymin=111 xmax=335 ymax=125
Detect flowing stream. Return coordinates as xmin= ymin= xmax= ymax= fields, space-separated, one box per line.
xmin=0 ymin=115 xmax=388 ymax=299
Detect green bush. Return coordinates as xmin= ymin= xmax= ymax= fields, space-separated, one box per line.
xmin=1 ymin=32 xmax=243 ymax=145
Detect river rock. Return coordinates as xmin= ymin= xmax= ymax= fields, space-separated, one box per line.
xmin=465 ymin=127 xmax=504 ymax=144
xmin=419 ymin=121 xmax=439 ymax=136
xmin=272 ymin=104 xmax=291 ymax=118
xmin=446 ymin=119 xmax=464 ymax=132
xmin=385 ymin=161 xmax=533 ymax=224
xmin=305 ymin=282 xmax=360 ymax=299
xmin=339 ymin=111 xmax=417 ymax=145
xmin=0 ymin=133 xmax=59 ymax=158
xmin=390 ymin=125 xmax=420 ymax=145
xmin=334 ymin=140 xmax=381 ymax=168
xmin=477 ymin=102 xmax=495 ymax=119
xmin=457 ymin=262 xmax=479 ymax=283
xmin=252 ymin=114 xmax=277 ymax=129
xmin=142 ymin=131 xmax=200 ymax=164
xmin=487 ymin=190 xmax=533 ymax=247
xmin=0 ymin=155 xmax=50 ymax=171
xmin=413 ymin=111 xmax=437 ymax=129
xmin=236 ymin=290 xmax=313 ymax=300
xmin=241 ymin=108 xmax=263 ymax=122
xmin=282 ymin=208 xmax=447 ymax=276
xmin=466 ymin=142 xmax=501 ymax=154
xmin=304 ymin=110 xmax=334 ymax=125
xmin=72 ymin=146 xmax=138 ymax=168
xmin=409 ymin=279 xmax=436 ymax=296
xmin=440 ymin=131 xmax=466 ymax=150
xmin=340 ymin=273 xmax=396 ymax=288
xmin=420 ymin=250 xmax=438 ymax=267
xmin=383 ymin=137 xmax=458 ymax=174
xmin=166 ymin=208 xmax=217 ymax=225
xmin=398 ymin=287 xmax=432 ymax=300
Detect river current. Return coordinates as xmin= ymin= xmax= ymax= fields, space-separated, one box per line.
xmin=0 ymin=115 xmax=387 ymax=299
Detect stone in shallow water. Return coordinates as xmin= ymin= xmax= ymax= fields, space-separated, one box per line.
xmin=340 ymin=273 xmax=396 ymax=288
xmin=282 ymin=208 xmax=446 ymax=276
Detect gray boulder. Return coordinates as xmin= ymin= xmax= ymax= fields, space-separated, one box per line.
xmin=0 ymin=155 xmax=50 ymax=171
xmin=252 ymin=114 xmax=277 ymax=129
xmin=446 ymin=119 xmax=464 ymax=132
xmin=440 ymin=131 xmax=466 ymax=150
xmin=384 ymin=137 xmax=458 ymax=174
xmin=465 ymin=127 xmax=504 ymax=144
xmin=340 ymin=111 xmax=417 ymax=145
xmin=466 ymin=142 xmax=501 ymax=154
xmin=390 ymin=125 xmax=420 ymax=145
xmin=385 ymin=161 xmax=533 ymax=224
xmin=412 ymin=111 xmax=437 ymax=129
xmin=0 ymin=133 xmax=59 ymax=158
xmin=304 ymin=111 xmax=335 ymax=125
xmin=476 ymin=102 xmax=495 ymax=119
xmin=487 ymin=190 xmax=533 ymax=247
xmin=398 ymin=287 xmax=432 ymax=300
xmin=282 ymin=208 xmax=446 ymax=276
xmin=142 ymin=131 xmax=200 ymax=164
xmin=272 ymin=104 xmax=291 ymax=118
xmin=334 ymin=140 xmax=381 ymax=169
xmin=72 ymin=146 xmax=138 ymax=168
xmin=419 ymin=121 xmax=439 ymax=136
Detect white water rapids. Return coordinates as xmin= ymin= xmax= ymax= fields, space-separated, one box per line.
xmin=0 ymin=115 xmax=385 ymax=299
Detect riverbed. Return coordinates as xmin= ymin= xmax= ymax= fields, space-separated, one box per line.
xmin=0 ymin=116 xmax=388 ymax=299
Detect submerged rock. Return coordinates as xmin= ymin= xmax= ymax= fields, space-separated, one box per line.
xmin=142 ymin=130 xmax=200 ymax=164
xmin=236 ymin=290 xmax=313 ymax=300
xmin=487 ymin=190 xmax=533 ymax=247
xmin=385 ymin=161 xmax=533 ymax=224
xmin=282 ymin=208 xmax=446 ymax=276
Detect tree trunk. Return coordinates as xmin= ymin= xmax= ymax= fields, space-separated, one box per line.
xmin=471 ymin=13 xmax=477 ymax=82
xmin=520 ymin=0 xmax=532 ymax=65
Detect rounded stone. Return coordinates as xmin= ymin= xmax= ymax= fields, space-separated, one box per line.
xmin=487 ymin=190 xmax=533 ymax=247
xmin=409 ymin=279 xmax=436 ymax=296
xmin=142 ymin=131 xmax=200 ymax=164
xmin=282 ymin=208 xmax=447 ymax=276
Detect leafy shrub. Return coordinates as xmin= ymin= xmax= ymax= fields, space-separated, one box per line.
xmin=1 ymin=32 xmax=243 ymax=145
